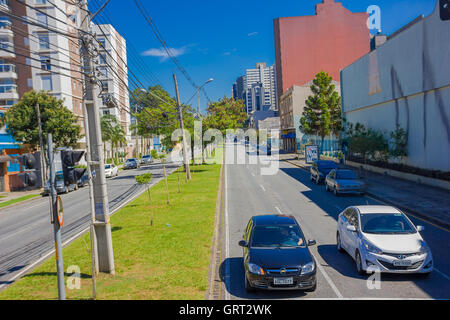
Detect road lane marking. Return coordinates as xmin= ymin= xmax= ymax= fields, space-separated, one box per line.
xmin=274 ymin=205 xmax=344 ymax=298
xmin=224 ymin=163 xmax=231 ymax=301
xmin=260 ymin=184 xmax=266 ymax=192
xmin=275 ymin=206 xmax=283 ymax=215
xmin=434 ymin=268 xmax=450 ymax=281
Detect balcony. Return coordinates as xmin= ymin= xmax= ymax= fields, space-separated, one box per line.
xmin=0 ymin=0 xmax=11 ymax=12
xmin=0 ymin=64 xmax=17 ymax=79
xmin=0 ymin=84 xmax=18 ymax=100
xmin=0 ymin=19 xmax=13 ymax=37
xmin=0 ymin=42 xmax=15 ymax=58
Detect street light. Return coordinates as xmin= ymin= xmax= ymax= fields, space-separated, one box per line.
xmin=184 ymin=78 xmax=214 ymax=117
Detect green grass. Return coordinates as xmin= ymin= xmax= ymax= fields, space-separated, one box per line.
xmin=0 ymin=162 xmax=222 ymax=300
xmin=0 ymin=194 xmax=40 ymax=208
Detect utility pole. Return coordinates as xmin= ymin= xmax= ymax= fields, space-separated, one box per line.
xmin=173 ymin=74 xmax=191 ymax=181
xmin=47 ymin=134 xmax=65 ymax=300
xmin=36 ymin=104 xmax=46 ymax=187
xmin=79 ymin=0 xmax=115 ymax=274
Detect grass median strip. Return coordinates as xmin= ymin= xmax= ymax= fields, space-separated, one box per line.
xmin=0 ymin=194 xmax=41 ymax=209
xmin=0 ymin=163 xmax=221 ymax=300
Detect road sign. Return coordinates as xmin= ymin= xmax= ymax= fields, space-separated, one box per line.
xmin=56 ymin=196 xmax=64 ymax=227
xmin=305 ymin=145 xmax=319 ymax=164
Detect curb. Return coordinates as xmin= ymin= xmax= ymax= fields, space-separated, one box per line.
xmin=283 ymin=159 xmax=450 ymax=231
xmin=0 ymin=194 xmax=43 ymax=211
xmin=206 ymin=153 xmax=225 ymax=300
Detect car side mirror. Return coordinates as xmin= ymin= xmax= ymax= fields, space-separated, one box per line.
xmin=416 ymin=225 xmax=425 ymax=232
xmin=308 ymin=239 xmax=316 ymax=246
xmin=238 ymin=240 xmax=248 ymax=247
xmin=347 ymin=225 xmax=357 ymax=232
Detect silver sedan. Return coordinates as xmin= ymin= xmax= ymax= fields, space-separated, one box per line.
xmin=325 ymin=169 xmax=365 ymax=196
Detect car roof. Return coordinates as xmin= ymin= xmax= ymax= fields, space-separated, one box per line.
xmin=354 ymin=205 xmax=402 ymax=215
xmin=316 ymin=160 xmax=337 ymax=166
xmin=252 ymin=215 xmax=298 ymax=226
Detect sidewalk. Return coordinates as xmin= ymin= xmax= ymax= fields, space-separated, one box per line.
xmin=280 ymin=153 xmax=450 ymax=230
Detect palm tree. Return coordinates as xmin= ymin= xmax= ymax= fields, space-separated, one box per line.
xmin=110 ymin=124 xmax=127 ymax=163
xmin=101 ymin=114 xmax=118 ymax=160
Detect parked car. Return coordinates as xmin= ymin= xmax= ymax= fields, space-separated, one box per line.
xmin=140 ymin=155 xmax=153 ymax=165
xmin=77 ymin=171 xmax=90 ymax=188
xmin=123 ymin=158 xmax=140 ymax=170
xmin=42 ymin=172 xmax=76 ymax=196
xmin=337 ymin=205 xmax=433 ymax=276
xmin=310 ymin=160 xmax=338 ymax=184
xmin=325 ymin=169 xmax=365 ymax=196
xmin=105 ymin=163 xmax=118 ymax=178
xmin=239 ymin=215 xmax=317 ymax=292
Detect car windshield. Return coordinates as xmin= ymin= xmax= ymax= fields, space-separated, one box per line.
xmin=361 ymin=213 xmax=416 ymax=234
xmin=143 ymin=155 xmax=150 ymax=158
xmin=56 ymin=173 xmax=63 ymax=180
xmin=126 ymin=159 xmax=136 ymax=163
xmin=105 ymin=165 xmax=111 ymax=169
xmin=250 ymin=225 xmax=306 ymax=248
xmin=336 ymin=171 xmax=357 ymax=180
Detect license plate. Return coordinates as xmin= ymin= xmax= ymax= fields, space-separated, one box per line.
xmin=393 ymin=260 xmax=412 ymax=267
xmin=273 ymin=277 xmax=293 ymax=285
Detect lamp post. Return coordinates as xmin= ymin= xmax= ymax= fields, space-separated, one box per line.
xmin=184 ymin=78 xmax=214 ymax=118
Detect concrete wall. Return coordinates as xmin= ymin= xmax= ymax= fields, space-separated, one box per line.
xmin=341 ymin=2 xmax=450 ymax=171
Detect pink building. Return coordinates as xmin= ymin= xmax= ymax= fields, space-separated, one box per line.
xmin=273 ymin=0 xmax=371 ymax=99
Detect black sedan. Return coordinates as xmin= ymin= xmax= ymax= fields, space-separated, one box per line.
xmin=239 ymin=215 xmax=317 ymax=292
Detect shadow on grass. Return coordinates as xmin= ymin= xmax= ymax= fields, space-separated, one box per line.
xmin=111 ymin=226 xmax=122 ymax=232
xmin=23 ymin=272 xmax=92 ymax=279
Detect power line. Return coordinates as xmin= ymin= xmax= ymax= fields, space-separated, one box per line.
xmin=132 ymin=0 xmax=212 ymax=104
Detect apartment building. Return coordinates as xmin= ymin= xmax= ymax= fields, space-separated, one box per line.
xmin=244 ymin=62 xmax=277 ymax=114
xmin=93 ymin=23 xmax=132 ymax=159
xmin=0 ymin=0 xmax=132 ymax=190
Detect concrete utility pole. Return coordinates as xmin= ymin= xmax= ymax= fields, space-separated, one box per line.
xmin=36 ymin=104 xmax=46 ymax=187
xmin=79 ymin=0 xmax=115 ymax=274
xmin=173 ymin=74 xmax=191 ymax=181
xmin=47 ymin=134 xmax=65 ymax=300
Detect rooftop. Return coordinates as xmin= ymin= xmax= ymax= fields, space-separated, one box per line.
xmin=355 ymin=205 xmax=402 ymax=215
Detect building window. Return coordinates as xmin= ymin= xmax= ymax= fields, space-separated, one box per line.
xmin=35 ymin=0 xmax=47 ymax=4
xmin=41 ymin=75 xmax=52 ymax=91
xmin=97 ymin=38 xmax=106 ymax=49
xmin=40 ymin=56 xmax=51 ymax=71
xmin=101 ymin=81 xmax=108 ymax=92
xmin=36 ymin=13 xmax=48 ymax=27
xmin=98 ymin=53 xmax=106 ymax=65
xmin=38 ymin=34 xmax=50 ymax=50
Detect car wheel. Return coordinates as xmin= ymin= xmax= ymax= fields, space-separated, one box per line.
xmin=355 ymin=251 xmax=365 ymax=275
xmin=310 ymin=175 xmax=314 ymax=182
xmin=64 ymin=186 xmax=69 ymax=194
xmin=244 ymin=274 xmax=255 ymax=293
xmin=333 ymin=186 xmax=338 ymax=196
xmin=337 ymin=232 xmax=344 ymax=253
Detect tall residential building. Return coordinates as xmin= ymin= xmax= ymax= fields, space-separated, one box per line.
xmin=244 ymin=62 xmax=277 ymax=114
xmin=232 ymin=75 xmax=245 ymax=101
xmin=273 ymin=0 xmax=370 ymax=100
xmin=0 ymin=0 xmax=132 ymax=190
xmin=93 ymin=23 xmax=132 ymax=157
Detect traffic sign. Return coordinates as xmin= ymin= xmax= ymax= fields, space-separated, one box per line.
xmin=56 ymin=196 xmax=64 ymax=227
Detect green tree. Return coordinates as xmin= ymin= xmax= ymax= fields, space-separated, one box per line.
xmin=346 ymin=123 xmax=389 ymax=164
xmin=204 ymin=97 xmax=248 ymax=134
xmin=4 ymin=90 xmax=82 ymax=149
xmin=300 ymin=71 xmax=341 ymax=148
xmin=101 ymin=114 xmax=117 ymax=159
xmin=110 ymin=124 xmax=127 ymax=163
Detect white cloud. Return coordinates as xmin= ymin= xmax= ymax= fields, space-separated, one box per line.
xmin=142 ymin=46 xmax=188 ymax=62
xmin=247 ymin=32 xmax=258 ymax=37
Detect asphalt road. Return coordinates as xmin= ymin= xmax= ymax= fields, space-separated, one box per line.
xmin=222 ymin=143 xmax=450 ymax=300
xmin=0 ymin=160 xmax=180 ymax=290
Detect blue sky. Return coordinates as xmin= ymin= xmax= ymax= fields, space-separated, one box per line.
xmin=100 ymin=0 xmax=437 ymax=112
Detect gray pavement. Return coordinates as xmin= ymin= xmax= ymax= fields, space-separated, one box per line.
xmin=279 ymin=153 xmax=450 ymax=230
xmin=222 ymin=143 xmax=450 ymax=300
xmin=0 ymin=161 xmax=180 ymax=290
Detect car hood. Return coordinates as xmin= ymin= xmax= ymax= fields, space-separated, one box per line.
xmin=250 ymin=247 xmax=312 ymax=269
xmin=336 ymin=179 xmax=364 ymax=186
xmin=363 ymin=232 xmax=423 ymax=253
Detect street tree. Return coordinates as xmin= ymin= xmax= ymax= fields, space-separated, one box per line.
xmin=4 ymin=90 xmax=82 ymax=150
xmin=300 ymin=71 xmax=341 ymax=149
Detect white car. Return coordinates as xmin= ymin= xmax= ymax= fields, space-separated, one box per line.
xmin=104 ymin=164 xmax=118 ymax=178
xmin=336 ymin=205 xmax=433 ymax=275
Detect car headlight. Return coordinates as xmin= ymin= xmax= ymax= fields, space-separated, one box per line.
xmin=362 ymin=239 xmax=383 ymax=255
xmin=248 ymin=263 xmax=265 ymax=275
xmin=419 ymin=242 xmax=430 ymax=254
xmin=301 ymin=262 xmax=315 ymax=274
